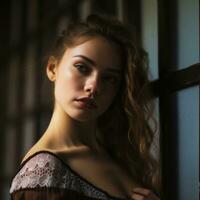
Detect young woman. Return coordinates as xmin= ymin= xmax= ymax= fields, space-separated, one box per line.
xmin=10 ymin=14 xmax=161 ymax=200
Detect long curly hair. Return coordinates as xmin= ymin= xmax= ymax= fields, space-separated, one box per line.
xmin=49 ymin=14 xmax=161 ymax=196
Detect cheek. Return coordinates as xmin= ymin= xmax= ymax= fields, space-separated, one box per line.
xmin=54 ymin=68 xmax=85 ymax=103
xmin=100 ymin=86 xmax=119 ymax=108
xmin=107 ymin=84 xmax=120 ymax=97
xmin=64 ymin=67 xmax=84 ymax=89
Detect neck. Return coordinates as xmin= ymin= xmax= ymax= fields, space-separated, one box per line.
xmin=43 ymin=103 xmax=102 ymax=153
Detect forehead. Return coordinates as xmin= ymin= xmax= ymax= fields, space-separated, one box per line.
xmin=62 ymin=36 xmax=122 ymax=70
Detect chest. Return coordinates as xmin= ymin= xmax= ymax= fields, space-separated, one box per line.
xmin=63 ymin=153 xmax=138 ymax=199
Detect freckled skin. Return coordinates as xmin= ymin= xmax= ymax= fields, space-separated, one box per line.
xmin=54 ymin=36 xmax=122 ymax=122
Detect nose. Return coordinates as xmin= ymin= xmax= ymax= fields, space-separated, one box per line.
xmin=84 ymin=74 xmax=101 ymax=97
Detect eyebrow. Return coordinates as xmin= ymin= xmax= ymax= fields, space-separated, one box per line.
xmin=73 ymin=55 xmax=121 ymax=75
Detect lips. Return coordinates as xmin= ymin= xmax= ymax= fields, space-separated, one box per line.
xmin=76 ymin=97 xmax=98 ymax=109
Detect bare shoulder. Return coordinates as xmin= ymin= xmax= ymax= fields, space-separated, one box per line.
xmin=21 ymin=143 xmax=92 ymax=164
xmin=21 ymin=147 xmax=50 ymax=164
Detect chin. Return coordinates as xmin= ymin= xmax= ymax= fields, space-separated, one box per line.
xmin=66 ymin=109 xmax=99 ymax=122
xmin=70 ymin=114 xmax=97 ymax=122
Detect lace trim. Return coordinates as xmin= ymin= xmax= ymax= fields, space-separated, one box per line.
xmin=9 ymin=152 xmax=123 ymax=200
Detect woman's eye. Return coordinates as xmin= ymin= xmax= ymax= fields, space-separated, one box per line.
xmin=74 ymin=64 xmax=89 ymax=74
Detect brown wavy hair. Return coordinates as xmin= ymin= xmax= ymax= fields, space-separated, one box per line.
xmin=48 ymin=14 xmax=161 ymax=196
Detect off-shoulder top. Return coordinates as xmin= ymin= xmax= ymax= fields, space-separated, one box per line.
xmin=9 ymin=151 xmax=129 ymax=200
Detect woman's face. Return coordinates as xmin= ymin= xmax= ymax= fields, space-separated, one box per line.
xmin=49 ymin=36 xmax=122 ymax=122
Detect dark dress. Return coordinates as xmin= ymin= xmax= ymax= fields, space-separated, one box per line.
xmin=9 ymin=151 xmax=128 ymax=200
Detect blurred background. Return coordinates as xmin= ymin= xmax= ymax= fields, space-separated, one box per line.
xmin=0 ymin=0 xmax=199 ymax=200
